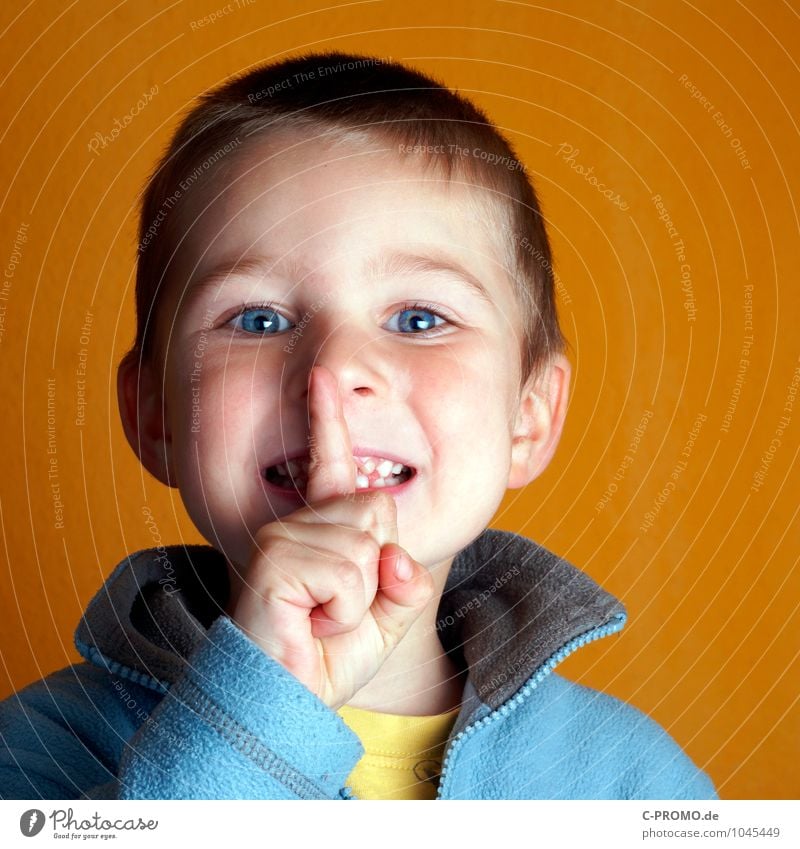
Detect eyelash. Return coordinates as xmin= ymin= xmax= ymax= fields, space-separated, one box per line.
xmin=227 ymin=300 xmax=455 ymax=337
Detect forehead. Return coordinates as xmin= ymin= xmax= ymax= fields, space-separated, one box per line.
xmin=151 ymin=133 xmax=527 ymax=380
xmin=179 ymin=131 xmax=510 ymax=271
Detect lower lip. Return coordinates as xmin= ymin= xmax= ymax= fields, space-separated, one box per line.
xmin=260 ymin=471 xmax=417 ymax=501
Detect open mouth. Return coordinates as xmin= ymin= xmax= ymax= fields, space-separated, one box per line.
xmin=264 ymin=455 xmax=415 ymax=492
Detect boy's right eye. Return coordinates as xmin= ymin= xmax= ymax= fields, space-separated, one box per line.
xmin=228 ymin=304 xmax=292 ymax=334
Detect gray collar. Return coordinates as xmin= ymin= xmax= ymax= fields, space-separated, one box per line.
xmin=74 ymin=528 xmax=625 ymax=710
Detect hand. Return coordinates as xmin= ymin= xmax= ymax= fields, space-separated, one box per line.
xmin=226 ymin=365 xmax=434 ymax=709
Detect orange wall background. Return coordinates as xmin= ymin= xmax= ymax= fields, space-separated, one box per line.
xmin=0 ymin=0 xmax=797 ymax=800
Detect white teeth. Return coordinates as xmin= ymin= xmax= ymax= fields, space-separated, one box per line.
xmin=270 ymin=454 xmax=410 ymax=485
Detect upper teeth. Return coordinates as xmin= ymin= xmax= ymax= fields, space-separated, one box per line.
xmin=274 ymin=456 xmax=408 ymax=477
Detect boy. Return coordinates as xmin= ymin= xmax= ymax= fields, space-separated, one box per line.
xmin=0 ymin=52 xmax=716 ymax=800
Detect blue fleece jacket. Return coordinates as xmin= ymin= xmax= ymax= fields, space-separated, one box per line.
xmin=0 ymin=529 xmax=717 ymax=800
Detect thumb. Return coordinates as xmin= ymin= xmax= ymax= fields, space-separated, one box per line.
xmin=371 ymin=543 xmax=435 ymax=644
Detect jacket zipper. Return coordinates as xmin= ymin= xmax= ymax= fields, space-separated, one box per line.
xmin=435 ymin=614 xmax=626 ymax=800
xmin=75 ymin=638 xmax=170 ymax=693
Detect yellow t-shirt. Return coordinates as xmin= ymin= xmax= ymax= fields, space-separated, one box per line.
xmin=336 ymin=703 xmax=461 ymax=800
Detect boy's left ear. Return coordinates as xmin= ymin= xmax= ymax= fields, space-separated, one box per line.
xmin=507 ymin=353 xmax=571 ymax=489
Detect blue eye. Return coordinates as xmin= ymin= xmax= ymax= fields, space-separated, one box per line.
xmin=227 ymin=301 xmax=451 ymax=337
xmin=230 ymin=305 xmax=291 ymax=334
xmin=388 ymin=304 xmax=448 ymax=335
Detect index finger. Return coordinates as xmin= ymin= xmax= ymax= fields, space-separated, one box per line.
xmin=305 ymin=365 xmax=356 ymax=503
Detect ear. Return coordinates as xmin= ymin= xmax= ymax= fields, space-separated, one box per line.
xmin=507 ymin=353 xmax=571 ymax=489
xmin=117 ymin=351 xmax=176 ymax=488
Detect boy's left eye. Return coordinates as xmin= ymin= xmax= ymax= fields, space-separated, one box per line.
xmin=385 ymin=304 xmax=448 ymax=334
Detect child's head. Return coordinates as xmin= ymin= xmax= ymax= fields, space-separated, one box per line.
xmin=118 ymin=52 xmax=571 ymax=571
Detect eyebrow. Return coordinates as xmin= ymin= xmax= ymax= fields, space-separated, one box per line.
xmin=188 ymin=254 xmax=303 ymax=294
xmin=188 ymin=250 xmax=494 ymax=306
xmin=364 ymin=250 xmax=494 ymax=306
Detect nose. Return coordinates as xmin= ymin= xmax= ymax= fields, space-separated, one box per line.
xmin=289 ymin=318 xmax=388 ymax=404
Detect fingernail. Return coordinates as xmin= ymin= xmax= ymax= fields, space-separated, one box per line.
xmin=395 ymin=553 xmax=413 ymax=581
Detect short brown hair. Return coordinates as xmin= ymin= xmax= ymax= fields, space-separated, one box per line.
xmin=128 ymin=52 xmax=568 ymax=383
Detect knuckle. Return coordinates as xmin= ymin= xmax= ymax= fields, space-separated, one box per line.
xmin=257 ymin=533 xmax=294 ymax=561
xmin=352 ymin=530 xmax=381 ymax=565
xmin=335 ymin=558 xmax=362 ymax=588
xmin=249 ymin=534 xmax=299 ymax=578
xmin=253 ymin=524 xmax=276 ymax=549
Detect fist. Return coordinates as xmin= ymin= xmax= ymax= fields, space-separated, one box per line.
xmin=226 ymin=365 xmax=434 ymax=709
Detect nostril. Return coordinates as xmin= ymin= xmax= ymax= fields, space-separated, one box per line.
xmin=354 ymin=387 xmax=371 ymax=395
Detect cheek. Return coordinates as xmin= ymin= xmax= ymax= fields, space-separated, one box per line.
xmin=169 ymin=353 xmax=270 ymax=470
xmin=415 ymin=347 xmax=514 ymax=457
